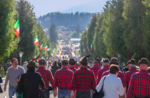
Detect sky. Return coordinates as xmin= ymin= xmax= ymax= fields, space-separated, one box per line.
xmin=26 ymin=0 xmax=108 ymax=17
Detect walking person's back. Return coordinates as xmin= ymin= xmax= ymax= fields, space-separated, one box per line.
xmin=51 ymin=60 xmax=59 ymax=76
xmin=96 ymin=65 xmax=124 ymax=98
xmin=18 ymin=60 xmax=45 ymax=98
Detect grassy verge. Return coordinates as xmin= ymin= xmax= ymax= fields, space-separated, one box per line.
xmin=0 ymin=66 xmax=6 ymax=77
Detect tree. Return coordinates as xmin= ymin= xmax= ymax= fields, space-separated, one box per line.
xmin=0 ymin=0 xmax=19 ymax=61
xmin=93 ymin=13 xmax=108 ymax=58
xmin=76 ymin=23 xmax=81 ymax=34
xmin=103 ymin=0 xmax=128 ymax=61
xmin=71 ymin=31 xmax=79 ymax=38
xmin=49 ymin=22 xmax=57 ymax=48
xmin=123 ymin=0 xmax=146 ymax=60
xmin=15 ymin=0 xmax=37 ymax=61
xmin=86 ymin=14 xmax=98 ymax=55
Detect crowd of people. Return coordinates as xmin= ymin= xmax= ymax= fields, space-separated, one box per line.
xmin=1 ymin=55 xmax=150 ymax=98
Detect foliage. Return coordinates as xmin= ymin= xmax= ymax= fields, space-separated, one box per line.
xmin=71 ymin=31 xmax=79 ymax=38
xmin=0 ymin=0 xmax=20 ymax=61
xmin=76 ymin=23 xmax=81 ymax=34
xmin=49 ymin=22 xmax=58 ymax=48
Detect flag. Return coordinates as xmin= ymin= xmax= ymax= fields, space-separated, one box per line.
xmin=34 ymin=35 xmax=39 ymax=45
xmin=44 ymin=45 xmax=48 ymax=50
xmin=101 ymin=58 xmax=105 ymax=62
xmin=14 ymin=19 xmax=20 ymax=37
xmin=51 ymin=53 xmax=53 ymax=57
xmin=91 ymin=43 xmax=93 ymax=51
xmin=47 ymin=48 xmax=51 ymax=51
xmin=40 ymin=43 xmax=44 ymax=50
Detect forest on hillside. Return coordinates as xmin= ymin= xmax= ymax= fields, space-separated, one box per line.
xmin=37 ymin=12 xmax=94 ymax=30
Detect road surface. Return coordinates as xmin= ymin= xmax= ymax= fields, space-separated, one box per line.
xmin=0 ymin=77 xmax=57 ymax=98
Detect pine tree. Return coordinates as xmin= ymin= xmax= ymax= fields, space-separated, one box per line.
xmin=86 ymin=14 xmax=98 ymax=55
xmin=49 ymin=22 xmax=57 ymax=48
xmin=123 ymin=0 xmax=146 ymax=60
xmin=15 ymin=0 xmax=37 ymax=61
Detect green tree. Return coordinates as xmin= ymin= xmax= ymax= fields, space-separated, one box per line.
xmin=71 ymin=31 xmax=79 ymax=38
xmin=76 ymin=23 xmax=81 ymax=34
xmin=93 ymin=13 xmax=108 ymax=58
xmin=0 ymin=0 xmax=19 ymax=61
xmin=123 ymin=0 xmax=146 ymax=60
xmin=15 ymin=0 xmax=37 ymax=61
xmin=49 ymin=22 xmax=57 ymax=48
xmin=103 ymin=0 xmax=127 ymax=62
xmin=86 ymin=14 xmax=98 ymax=55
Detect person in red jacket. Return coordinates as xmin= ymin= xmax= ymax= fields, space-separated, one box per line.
xmin=90 ymin=58 xmax=101 ymax=84
xmin=97 ymin=58 xmax=109 ymax=83
xmin=127 ymin=58 xmax=150 ymax=98
xmin=72 ymin=55 xmax=96 ymax=98
xmin=124 ymin=59 xmax=139 ymax=93
xmin=54 ymin=59 xmax=74 ymax=98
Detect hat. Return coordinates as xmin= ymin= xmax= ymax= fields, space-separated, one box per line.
xmin=94 ymin=58 xmax=100 ymax=63
xmin=69 ymin=58 xmax=76 ymax=64
xmin=39 ymin=59 xmax=46 ymax=65
xmin=27 ymin=60 xmax=36 ymax=67
xmin=80 ymin=55 xmax=91 ymax=65
xmin=127 ymin=59 xmax=136 ymax=65
xmin=61 ymin=59 xmax=68 ymax=65
xmin=138 ymin=58 xmax=150 ymax=66
xmin=103 ymin=58 xmax=109 ymax=63
xmin=109 ymin=57 xmax=119 ymax=65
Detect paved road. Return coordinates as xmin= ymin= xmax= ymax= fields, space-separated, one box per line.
xmin=0 ymin=77 xmax=57 ymax=98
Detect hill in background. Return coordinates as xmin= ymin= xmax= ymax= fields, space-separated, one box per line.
xmin=37 ymin=12 xmax=94 ymax=31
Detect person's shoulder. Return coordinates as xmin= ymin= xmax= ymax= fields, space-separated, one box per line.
xmin=8 ymin=66 xmax=13 ymax=70
xmin=18 ymin=66 xmax=24 ymax=69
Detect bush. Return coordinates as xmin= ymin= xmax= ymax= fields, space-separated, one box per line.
xmin=0 ymin=66 xmax=5 ymax=77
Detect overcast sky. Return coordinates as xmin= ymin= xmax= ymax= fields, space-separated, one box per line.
xmin=26 ymin=0 xmax=107 ymax=17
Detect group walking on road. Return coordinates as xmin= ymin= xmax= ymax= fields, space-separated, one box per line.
xmin=2 ymin=55 xmax=150 ymax=98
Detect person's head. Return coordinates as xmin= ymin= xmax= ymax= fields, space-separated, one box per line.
xmin=147 ymin=67 xmax=150 ymax=73
xmin=127 ymin=59 xmax=136 ymax=69
xmin=110 ymin=64 xmax=119 ymax=76
xmin=48 ymin=61 xmax=51 ymax=66
xmin=53 ymin=60 xmax=58 ymax=66
xmin=24 ymin=61 xmax=28 ymax=66
xmin=79 ymin=55 xmax=91 ymax=67
xmin=109 ymin=57 xmax=119 ymax=65
xmin=61 ymin=60 xmax=69 ymax=67
xmin=103 ymin=58 xmax=109 ymax=67
xmin=138 ymin=58 xmax=150 ymax=70
xmin=39 ymin=59 xmax=46 ymax=67
xmin=94 ymin=58 xmax=100 ymax=65
xmin=11 ymin=58 xmax=18 ymax=67
xmin=122 ymin=67 xmax=129 ymax=73
xmin=27 ymin=60 xmax=36 ymax=71
xmin=69 ymin=58 xmax=76 ymax=66
xmin=58 ymin=60 xmax=60 ymax=63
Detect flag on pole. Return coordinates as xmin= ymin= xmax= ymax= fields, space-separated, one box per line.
xmin=44 ymin=45 xmax=48 ymax=50
xmin=40 ymin=43 xmax=44 ymax=50
xmin=14 ymin=19 xmax=20 ymax=37
xmin=34 ymin=35 xmax=39 ymax=45
xmin=91 ymin=43 xmax=93 ymax=51
xmin=47 ymin=48 xmax=51 ymax=51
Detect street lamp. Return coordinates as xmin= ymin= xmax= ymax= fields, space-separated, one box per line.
xmin=118 ymin=53 xmax=121 ymax=63
xmin=19 ymin=51 xmax=23 ymax=66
